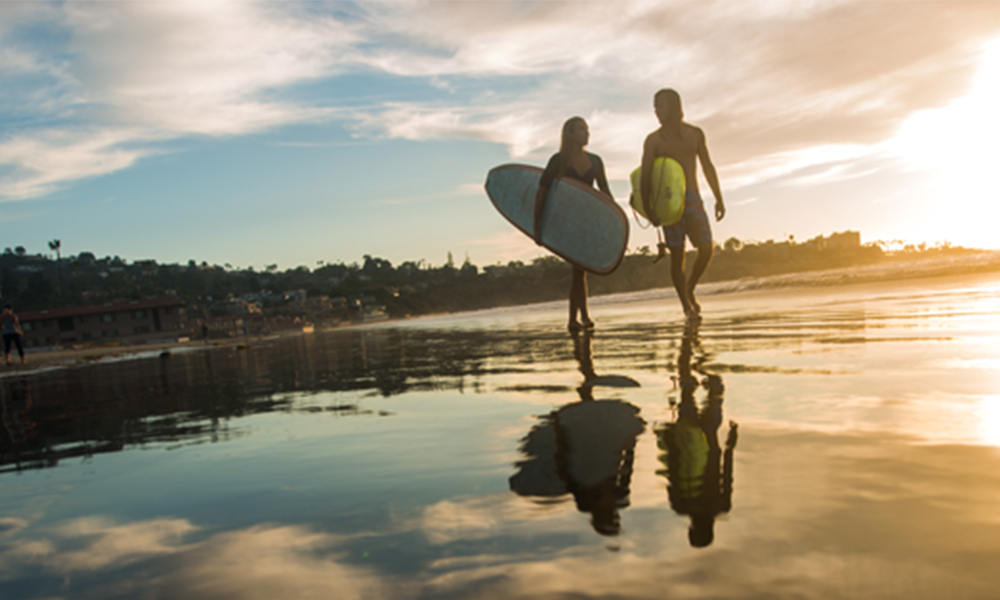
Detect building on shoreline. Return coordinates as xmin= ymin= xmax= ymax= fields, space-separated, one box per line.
xmin=18 ymin=297 xmax=189 ymax=350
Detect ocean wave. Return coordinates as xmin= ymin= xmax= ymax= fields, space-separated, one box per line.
xmin=704 ymin=251 xmax=1000 ymax=295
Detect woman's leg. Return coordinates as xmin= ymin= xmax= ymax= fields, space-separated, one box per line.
xmin=570 ymin=267 xmax=592 ymax=328
xmin=569 ymin=268 xmax=581 ymax=328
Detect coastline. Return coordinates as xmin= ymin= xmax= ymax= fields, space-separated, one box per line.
xmin=6 ymin=252 xmax=1000 ymax=377
xmin=1 ymin=330 xmax=306 ymax=378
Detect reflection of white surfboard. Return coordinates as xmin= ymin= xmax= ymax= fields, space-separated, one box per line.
xmin=485 ymin=164 xmax=628 ymax=275
xmin=582 ymin=375 xmax=641 ymax=389
xmin=629 ymin=157 xmax=685 ymax=226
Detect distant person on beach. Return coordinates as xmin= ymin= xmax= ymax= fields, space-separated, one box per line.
xmin=656 ymin=322 xmax=737 ymax=547
xmin=640 ymin=89 xmax=725 ymax=319
xmin=2 ymin=305 xmax=26 ymax=366
xmin=534 ymin=116 xmax=613 ymax=332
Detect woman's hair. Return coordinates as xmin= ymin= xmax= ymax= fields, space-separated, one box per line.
xmin=558 ymin=116 xmax=587 ymax=177
xmin=560 ymin=116 xmax=586 ymax=155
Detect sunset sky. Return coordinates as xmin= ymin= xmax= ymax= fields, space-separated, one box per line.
xmin=2 ymin=1 xmax=999 ymax=269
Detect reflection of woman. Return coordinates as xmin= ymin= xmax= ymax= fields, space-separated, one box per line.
xmin=656 ymin=322 xmax=737 ymax=547
xmin=510 ymin=330 xmax=644 ymax=535
xmin=533 ymin=117 xmax=613 ymax=332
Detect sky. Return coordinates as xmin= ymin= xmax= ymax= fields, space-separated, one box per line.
xmin=2 ymin=0 xmax=1000 ymax=270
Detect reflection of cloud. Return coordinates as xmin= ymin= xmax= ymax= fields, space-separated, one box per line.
xmin=0 ymin=517 xmax=28 ymax=537
xmin=0 ymin=518 xmax=388 ymax=599
xmin=1 ymin=517 xmax=195 ymax=573
xmin=423 ymin=498 xmax=499 ymax=544
xmin=6 ymin=425 xmax=1000 ymax=598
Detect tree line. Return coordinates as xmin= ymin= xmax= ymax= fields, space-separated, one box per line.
xmin=0 ymin=232 xmax=972 ymax=322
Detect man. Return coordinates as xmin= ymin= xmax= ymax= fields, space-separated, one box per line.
xmin=640 ymin=89 xmax=725 ymax=318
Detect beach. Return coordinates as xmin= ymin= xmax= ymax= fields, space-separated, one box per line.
xmin=3 ymin=267 xmax=1000 ymax=599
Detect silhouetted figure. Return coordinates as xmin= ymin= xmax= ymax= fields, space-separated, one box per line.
xmin=2 ymin=305 xmax=26 ymax=366
xmin=510 ymin=330 xmax=644 ymax=535
xmin=656 ymin=322 xmax=737 ymax=547
xmin=1 ymin=379 xmax=36 ymax=452
xmin=640 ymin=89 xmax=726 ymax=320
xmin=533 ymin=117 xmax=613 ymax=332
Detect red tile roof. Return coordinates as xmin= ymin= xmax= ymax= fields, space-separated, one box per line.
xmin=18 ymin=297 xmax=186 ymax=321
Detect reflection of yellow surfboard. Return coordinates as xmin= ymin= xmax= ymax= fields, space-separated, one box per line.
xmin=630 ymin=157 xmax=685 ymax=226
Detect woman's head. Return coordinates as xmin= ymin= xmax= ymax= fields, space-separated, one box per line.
xmin=560 ymin=116 xmax=589 ymax=154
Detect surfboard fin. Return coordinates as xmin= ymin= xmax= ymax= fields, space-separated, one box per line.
xmin=653 ymin=242 xmax=667 ymax=264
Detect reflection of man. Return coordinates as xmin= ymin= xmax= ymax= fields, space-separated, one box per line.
xmin=656 ymin=322 xmax=737 ymax=547
xmin=1 ymin=379 xmax=36 ymax=464
xmin=510 ymin=330 xmax=645 ymax=535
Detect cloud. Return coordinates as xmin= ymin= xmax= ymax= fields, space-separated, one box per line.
xmin=0 ymin=128 xmax=149 ymax=200
xmin=2 ymin=1 xmax=1000 ymax=203
xmin=0 ymin=1 xmax=357 ymax=200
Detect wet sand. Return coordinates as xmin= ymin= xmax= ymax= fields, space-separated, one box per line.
xmin=3 ymin=269 xmax=1000 ymax=599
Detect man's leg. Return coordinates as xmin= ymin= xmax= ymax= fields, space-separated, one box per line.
xmin=686 ymin=242 xmax=714 ymax=314
xmin=669 ymin=246 xmax=694 ymax=316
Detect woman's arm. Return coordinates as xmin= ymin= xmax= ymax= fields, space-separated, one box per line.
xmin=534 ymin=154 xmax=561 ymax=244
xmin=594 ymin=154 xmax=612 ymax=198
xmin=533 ymin=184 xmax=549 ymax=244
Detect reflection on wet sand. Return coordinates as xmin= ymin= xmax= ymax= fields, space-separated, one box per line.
xmin=510 ymin=331 xmax=644 ymax=535
xmin=656 ymin=321 xmax=737 ymax=547
xmin=3 ymin=275 xmax=1000 ymax=598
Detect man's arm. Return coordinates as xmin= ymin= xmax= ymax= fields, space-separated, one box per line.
xmin=696 ymin=129 xmax=725 ymax=221
xmin=640 ymin=134 xmax=659 ymax=226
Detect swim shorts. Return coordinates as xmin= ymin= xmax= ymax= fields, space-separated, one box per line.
xmin=663 ymin=190 xmax=712 ymax=249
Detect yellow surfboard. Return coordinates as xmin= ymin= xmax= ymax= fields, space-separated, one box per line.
xmin=630 ymin=157 xmax=685 ymax=226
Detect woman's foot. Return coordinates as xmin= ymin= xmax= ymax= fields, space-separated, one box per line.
xmin=568 ymin=320 xmax=582 ymax=333
xmin=581 ymin=318 xmax=595 ymax=330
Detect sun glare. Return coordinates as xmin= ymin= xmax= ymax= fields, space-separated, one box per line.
xmin=977 ymin=396 xmax=1000 ymax=447
xmin=887 ymin=37 xmax=1000 ymax=249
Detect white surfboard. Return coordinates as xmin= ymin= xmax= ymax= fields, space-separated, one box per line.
xmin=484 ymin=164 xmax=628 ymax=275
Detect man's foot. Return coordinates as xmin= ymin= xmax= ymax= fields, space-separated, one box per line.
xmin=580 ymin=318 xmax=595 ymax=330
xmin=683 ymin=305 xmax=702 ymax=323
xmin=568 ymin=320 xmax=582 ymax=333
xmin=687 ymin=291 xmax=701 ymax=315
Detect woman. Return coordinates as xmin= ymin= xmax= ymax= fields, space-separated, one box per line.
xmin=2 ymin=304 xmax=26 ymax=366
xmin=533 ymin=117 xmax=612 ymax=332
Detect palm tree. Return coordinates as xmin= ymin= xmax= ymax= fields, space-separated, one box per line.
xmin=49 ymin=239 xmax=62 ymax=293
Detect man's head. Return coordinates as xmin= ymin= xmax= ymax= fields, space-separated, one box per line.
xmin=654 ymin=88 xmax=683 ymax=127
xmin=3 ymin=304 xmax=11 ymax=312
